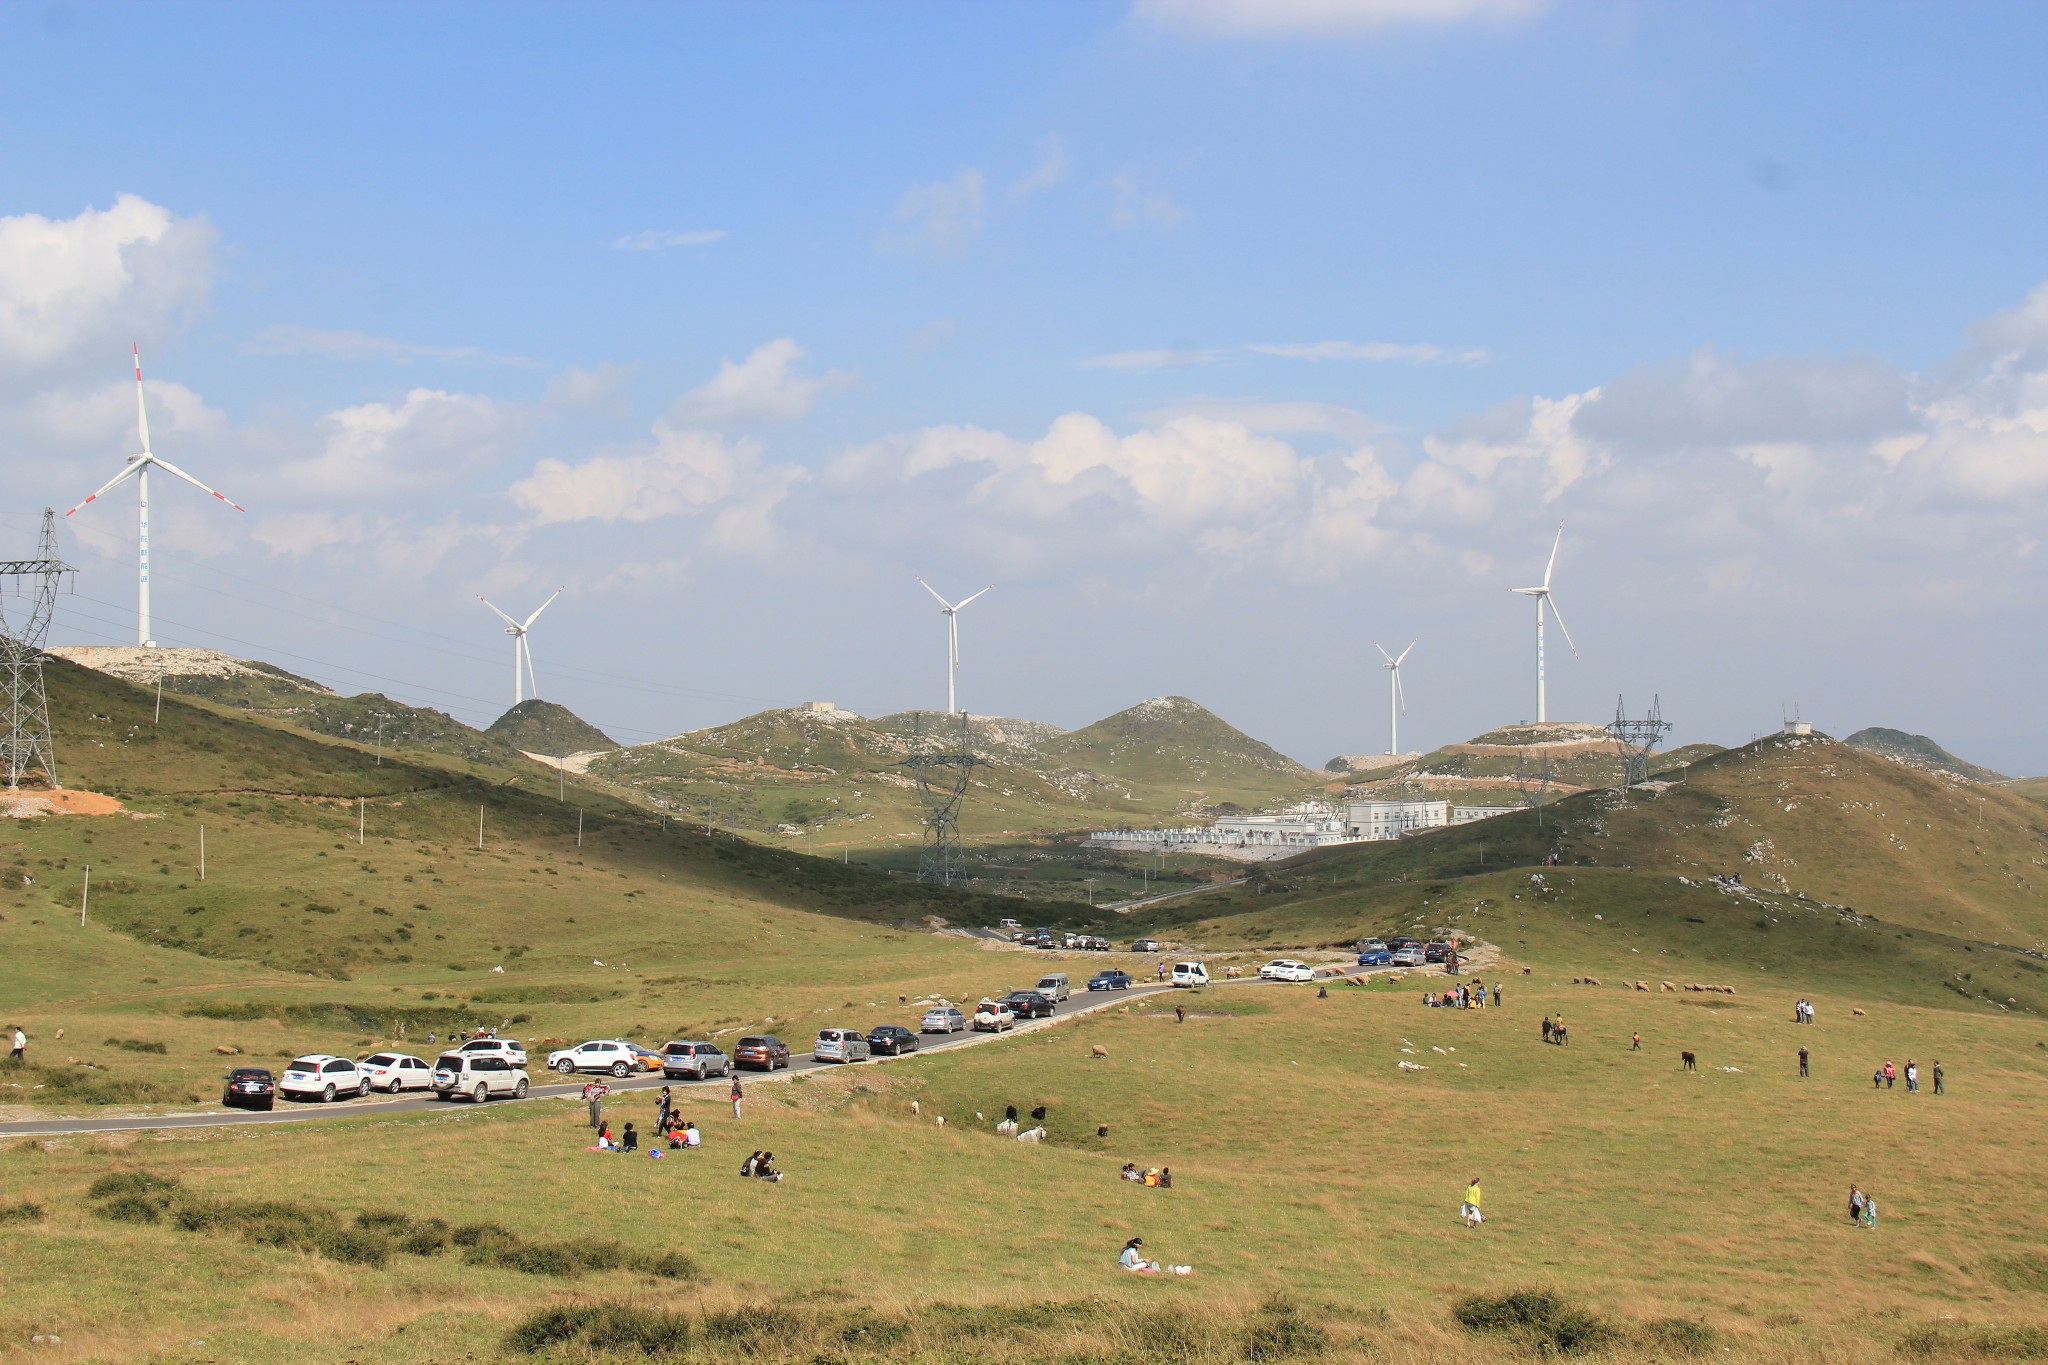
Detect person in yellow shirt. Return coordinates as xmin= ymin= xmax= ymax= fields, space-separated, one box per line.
xmin=1462 ymin=1177 xmax=1484 ymax=1227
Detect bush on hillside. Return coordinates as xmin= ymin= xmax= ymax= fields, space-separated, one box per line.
xmin=1454 ymin=1290 xmax=1618 ymax=1356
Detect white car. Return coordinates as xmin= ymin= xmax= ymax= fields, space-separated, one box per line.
xmin=920 ymin=1007 xmax=967 ymax=1034
xmin=359 ymin=1052 xmax=434 ymax=1093
xmin=547 ymin=1039 xmax=640 ymax=1077
xmin=278 ymin=1054 xmax=370 ymax=1102
xmin=430 ymin=1051 xmax=530 ymax=1103
xmin=1260 ymin=959 xmax=1317 ymax=983
xmin=452 ymin=1037 xmax=527 ymax=1067
xmin=971 ymin=999 xmax=1016 ymax=1033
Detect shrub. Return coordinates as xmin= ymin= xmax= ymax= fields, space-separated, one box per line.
xmin=0 ymin=1200 xmax=45 ymax=1224
xmin=702 ymin=1303 xmax=809 ymax=1348
xmin=1242 ymin=1296 xmax=1328 ymax=1361
xmin=632 ymin=1249 xmax=704 ymax=1282
xmin=1899 ymin=1323 xmax=2048 ymax=1358
xmin=95 ymin=1194 xmax=163 ymax=1223
xmin=103 ymin=1037 xmax=168 ymax=1054
xmin=89 ymin=1171 xmax=180 ymax=1200
xmin=1454 ymin=1290 xmax=1618 ymax=1356
xmin=506 ymin=1304 xmax=693 ymax=1356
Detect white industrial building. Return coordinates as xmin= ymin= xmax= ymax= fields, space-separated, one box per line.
xmin=1087 ymin=797 xmax=1507 ymax=861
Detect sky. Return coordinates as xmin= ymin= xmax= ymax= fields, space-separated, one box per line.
xmin=2 ymin=0 xmax=2045 ymax=775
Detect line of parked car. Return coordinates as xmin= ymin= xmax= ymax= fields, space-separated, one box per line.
xmin=1352 ymin=937 xmax=1456 ymax=968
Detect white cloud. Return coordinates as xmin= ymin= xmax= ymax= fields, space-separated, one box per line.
xmin=283 ymin=389 xmax=527 ymax=498
xmin=543 ymin=363 xmax=634 ymax=416
xmin=247 ymin=324 xmax=533 ymax=366
xmin=0 ymin=195 xmax=216 ymax=374
xmin=1249 ymin=339 xmax=1487 ymax=364
xmin=1080 ymin=347 xmax=1230 ymax=370
xmin=1137 ymin=399 xmax=1381 ymax=445
xmin=1136 ymin=0 xmax=1549 ymax=37
xmin=1010 ymin=136 xmax=1071 ymax=201
xmin=887 ymin=170 xmax=988 ymax=257
xmin=670 ymin=338 xmax=850 ymax=427
xmin=611 ymin=228 xmax=728 ymax=252
xmin=507 ymin=421 xmax=800 ymax=538
xmin=1109 ymin=172 xmax=1188 ymax=229
xmin=1422 ymin=389 xmax=1604 ymax=501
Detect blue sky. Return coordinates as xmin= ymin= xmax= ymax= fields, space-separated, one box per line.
xmin=3 ymin=0 xmax=2046 ymax=774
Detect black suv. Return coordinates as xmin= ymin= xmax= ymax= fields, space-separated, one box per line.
xmin=866 ymin=1025 xmax=920 ymax=1056
xmin=1004 ymin=990 xmax=1056 ymax=1020
xmin=222 ymin=1067 xmax=276 ymax=1111
xmin=1424 ymin=942 xmax=1454 ymax=963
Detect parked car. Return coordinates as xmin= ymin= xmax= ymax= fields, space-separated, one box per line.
xmin=972 ymin=998 xmax=1017 ymax=1032
xmin=452 ymin=1037 xmax=527 ymax=1067
xmin=1260 ymin=959 xmax=1317 ymax=983
xmin=1170 ymin=961 xmax=1211 ymax=988
xmin=359 ymin=1052 xmax=435 ymax=1093
xmin=814 ymin=1028 xmax=871 ymax=1063
xmin=1357 ymin=949 xmax=1394 ymax=967
xmin=733 ymin=1035 xmax=792 ymax=1070
xmin=1088 ymin=969 xmax=1132 ymax=991
xmin=1004 ymin=989 xmax=1055 ymax=1019
xmin=661 ymin=1041 xmax=729 ymax=1080
xmin=1391 ymin=946 xmax=1426 ymax=967
xmin=1131 ymin=938 xmax=1162 ymax=953
xmin=1357 ymin=938 xmax=1389 ymax=954
xmin=1034 ymin=973 xmax=1071 ymax=1002
xmin=1388 ymin=936 xmax=1422 ymax=951
xmin=866 ymin=1025 xmax=919 ymax=1056
xmin=431 ymin=1050 xmax=529 ymax=1103
xmin=548 ymin=1039 xmax=640 ymax=1077
xmin=627 ymin=1043 xmax=666 ymax=1072
xmin=279 ymin=1054 xmax=369 ymax=1103
xmin=997 ymin=918 xmax=1022 ymax=931
xmin=920 ymin=1006 xmax=968 ymax=1034
xmin=1424 ymin=942 xmax=1453 ymax=963
xmin=221 ymin=1066 xmax=275 ymax=1110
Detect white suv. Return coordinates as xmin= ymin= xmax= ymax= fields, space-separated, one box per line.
xmin=1260 ymin=959 xmax=1316 ymax=983
xmin=431 ymin=1051 xmax=529 ymax=1103
xmin=547 ymin=1040 xmax=639 ymax=1077
xmin=279 ymin=1054 xmax=370 ymax=1102
xmin=452 ymin=1037 xmax=527 ymax=1068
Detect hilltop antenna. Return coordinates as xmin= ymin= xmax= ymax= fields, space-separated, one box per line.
xmin=1607 ymin=694 xmax=1672 ymax=788
xmin=899 ymin=711 xmax=982 ymax=886
xmin=0 ymin=510 xmax=76 ymax=789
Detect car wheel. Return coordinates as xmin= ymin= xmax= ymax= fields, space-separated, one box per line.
xmin=610 ymin=1061 xmax=630 ymax=1078
xmin=358 ymin=1081 xmax=371 ymax=1098
xmin=474 ymin=1084 xmax=489 ymax=1103
xmin=387 ymin=1078 xmax=403 ymax=1094
xmin=322 ymin=1083 xmax=336 ymax=1103
xmin=556 ymin=1059 xmax=576 ymax=1073
xmin=514 ymin=1078 xmax=528 ymax=1099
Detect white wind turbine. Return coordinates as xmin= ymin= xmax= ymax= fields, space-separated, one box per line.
xmin=478 ymin=587 xmax=564 ymax=708
xmin=1507 ymin=522 xmax=1578 ymax=724
xmin=916 ymin=576 xmax=993 ymax=715
xmin=65 ymin=345 xmax=246 ymax=647
xmin=1374 ymin=640 xmax=1416 ymax=756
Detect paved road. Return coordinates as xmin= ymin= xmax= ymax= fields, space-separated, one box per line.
xmin=0 ymin=976 xmax=1213 ymax=1137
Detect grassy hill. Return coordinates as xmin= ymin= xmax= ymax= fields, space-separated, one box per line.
xmin=588 ymin=696 xmax=1322 ymax=850
xmin=485 ymin=699 xmax=615 ymax=756
xmin=1844 ymin=726 xmax=2010 ymax=783
xmin=0 ymin=658 xmax=1094 ymax=1109
xmin=1337 ymin=720 xmax=1724 ymax=810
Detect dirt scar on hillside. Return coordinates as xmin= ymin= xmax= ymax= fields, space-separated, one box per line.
xmin=0 ymin=788 xmax=128 ymax=818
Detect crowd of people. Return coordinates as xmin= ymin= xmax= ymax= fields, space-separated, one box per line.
xmin=1424 ymin=981 xmax=1499 ymax=1009
xmin=1119 ymin=1162 xmax=1173 ymax=1187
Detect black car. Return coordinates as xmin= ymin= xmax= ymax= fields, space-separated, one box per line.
xmin=866 ymin=1025 xmax=920 ymax=1056
xmin=222 ymin=1067 xmax=276 ymax=1111
xmin=1388 ymin=936 xmax=1422 ymax=951
xmin=1004 ymin=990 xmax=1056 ymax=1020
xmin=1424 ymin=942 xmax=1453 ymax=963
xmin=1087 ymin=970 xmax=1132 ymax=991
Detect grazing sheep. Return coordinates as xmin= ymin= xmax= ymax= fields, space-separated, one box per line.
xmin=911 ymin=1100 xmax=920 ymax=1116
xmin=1030 ymin=1105 xmax=1047 ymax=1121
xmin=1016 ymin=1126 xmax=1047 ymax=1143
xmin=1097 ymin=1124 xmax=1109 ymax=1137
xmin=935 ymin=1115 xmax=946 ymax=1127
xmin=996 ymin=1119 xmax=1019 ymax=1136
xmin=1091 ymin=1045 xmax=1108 ymax=1058
xmin=1681 ymin=1051 xmax=1697 ymax=1072
xmin=1224 ymin=965 xmax=1242 ymax=978
xmin=976 ymin=1112 xmax=985 ymax=1123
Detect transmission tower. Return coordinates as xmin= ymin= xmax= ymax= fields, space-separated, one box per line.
xmin=0 ymin=510 xmax=75 ymax=789
xmin=899 ymin=711 xmax=982 ymax=886
xmin=1607 ymin=694 xmax=1672 ymax=788
xmin=1512 ymin=749 xmax=1553 ymax=809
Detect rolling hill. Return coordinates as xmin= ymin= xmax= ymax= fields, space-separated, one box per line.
xmin=486 ymin=698 xmax=616 ymax=757
xmin=1843 ymin=726 xmax=2010 ymax=783
xmin=1334 ymin=719 xmax=1723 ymax=807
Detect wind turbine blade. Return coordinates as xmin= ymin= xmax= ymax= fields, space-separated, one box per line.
xmin=522 ymin=635 xmax=540 ymax=700
xmin=1395 ymin=670 xmax=1407 ymax=716
xmin=64 ymin=460 xmax=145 ymax=516
xmin=1547 ymin=595 xmax=1580 ymax=657
xmin=1542 ymin=522 xmax=1564 ymax=591
xmin=477 ymin=595 xmax=522 ymax=629
xmin=916 ymin=576 xmax=956 ymax=611
xmin=133 ymin=343 xmax=152 ymax=454
xmin=1373 ymin=641 xmax=1395 ymax=665
xmin=1395 ymin=639 xmax=1417 ymax=666
xmin=954 ymin=584 xmax=994 ymax=611
xmin=146 ymin=455 xmax=246 ymax=512
xmin=522 ymin=586 xmax=565 ymax=629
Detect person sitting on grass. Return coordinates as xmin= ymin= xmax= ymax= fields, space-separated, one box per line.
xmin=755 ymin=1151 xmax=783 ymax=1182
xmin=740 ymin=1150 xmax=760 ymax=1177
xmin=684 ymin=1121 xmax=701 ymax=1149
xmin=1157 ymin=1167 xmax=1173 ymax=1189
xmin=621 ymin=1122 xmax=638 ymax=1152
xmin=1120 ymin=1237 xmax=1162 ymax=1273
xmin=1121 ymin=1162 xmax=1143 ymax=1182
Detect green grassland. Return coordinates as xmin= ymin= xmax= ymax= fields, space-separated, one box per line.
xmin=1 ymin=659 xmax=1101 ymax=1109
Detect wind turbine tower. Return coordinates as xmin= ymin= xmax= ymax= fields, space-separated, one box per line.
xmin=1507 ymin=523 xmax=1578 ymax=724
xmin=478 ymin=587 xmax=564 ymax=707
xmin=65 ymin=346 xmax=246 ymax=646
xmin=1374 ymin=640 xmax=1416 ymax=755
xmin=916 ymin=577 xmax=992 ymax=715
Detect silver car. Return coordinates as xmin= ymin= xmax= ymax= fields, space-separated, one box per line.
xmin=1391 ymin=946 xmax=1426 ymax=967
xmin=920 ymin=1007 xmax=967 ymax=1034
xmin=661 ymin=1041 xmax=729 ymax=1079
xmin=813 ymin=1028 xmax=871 ymax=1063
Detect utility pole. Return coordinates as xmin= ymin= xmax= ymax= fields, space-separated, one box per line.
xmin=359 ymin=797 xmax=365 ymax=845
xmin=79 ymin=865 xmax=89 ymax=926
xmin=557 ymin=755 xmax=565 ymax=802
xmin=155 ymin=676 xmax=162 ymax=724
xmin=577 ymin=809 xmax=583 ymax=847
xmin=199 ymin=826 xmax=205 ymax=880
xmin=372 ymin=710 xmax=390 ymax=765
xmin=478 ymin=803 xmax=485 ymax=850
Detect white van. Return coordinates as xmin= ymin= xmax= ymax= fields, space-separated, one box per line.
xmin=1170 ymin=961 xmax=1210 ymax=988
xmin=1034 ymin=972 xmax=1071 ymax=1002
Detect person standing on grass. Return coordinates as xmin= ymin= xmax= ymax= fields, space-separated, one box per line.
xmin=1906 ymin=1060 xmax=1919 ymax=1093
xmin=657 ymin=1085 xmax=673 ymax=1132
xmin=730 ymin=1076 xmax=744 ymax=1121
xmin=1462 ymin=1177 xmax=1484 ymax=1227
xmin=1798 ymin=1045 xmax=1809 ymax=1078
xmin=1849 ymin=1185 xmax=1864 ymax=1225
xmin=1933 ymin=1060 xmax=1944 ymax=1096
xmin=1632 ymin=1032 xmax=1642 ymax=1052
xmin=1863 ymin=1194 xmax=1878 ymax=1229
xmin=1493 ymin=983 xmax=1502 ymax=1007
xmin=1884 ymin=1060 xmax=1896 ymax=1089
xmin=8 ymin=1026 xmax=23 ymax=1064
